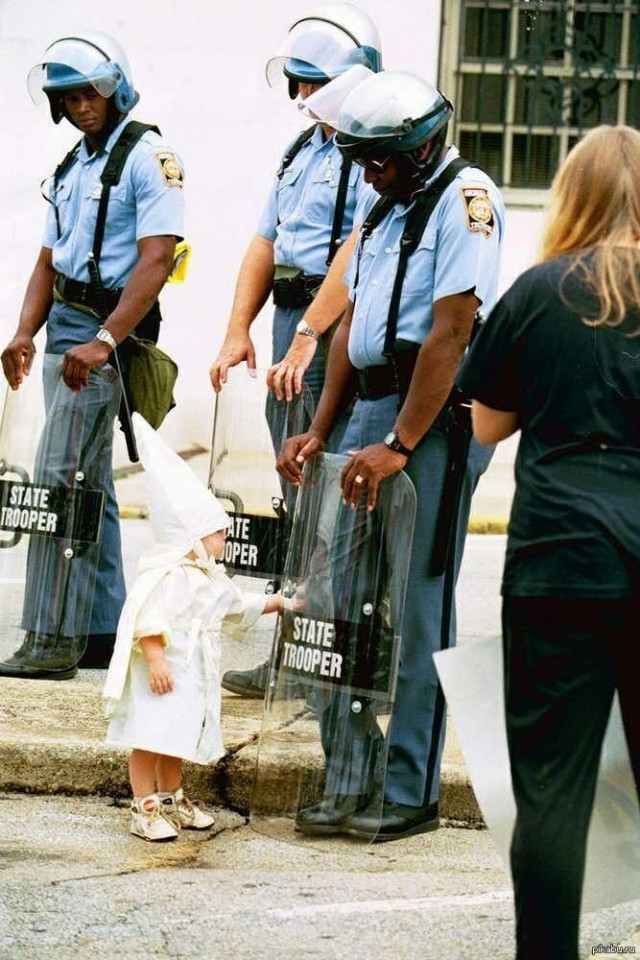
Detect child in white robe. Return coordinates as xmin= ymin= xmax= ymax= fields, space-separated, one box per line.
xmin=103 ymin=414 xmax=282 ymax=842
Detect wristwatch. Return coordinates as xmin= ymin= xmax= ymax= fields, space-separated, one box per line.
xmin=95 ymin=327 xmax=118 ymax=351
xmin=383 ymin=430 xmax=414 ymax=459
xmin=296 ymin=319 xmax=320 ymax=341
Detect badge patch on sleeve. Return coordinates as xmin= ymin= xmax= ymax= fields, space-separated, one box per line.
xmin=461 ymin=187 xmax=494 ymax=237
xmin=155 ymin=151 xmax=184 ymax=189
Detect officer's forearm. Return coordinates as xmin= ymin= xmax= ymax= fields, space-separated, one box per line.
xmin=394 ymin=292 xmax=478 ymax=448
xmin=301 ymin=229 xmax=356 ymax=334
xmin=309 ymin=307 xmax=355 ymax=439
xmin=226 ymin=234 xmax=275 ymax=335
xmin=100 ymin=235 xmax=176 ymax=343
xmin=15 ymin=247 xmax=55 ymax=338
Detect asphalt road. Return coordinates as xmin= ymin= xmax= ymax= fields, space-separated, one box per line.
xmin=1 ymin=794 xmax=638 ymax=960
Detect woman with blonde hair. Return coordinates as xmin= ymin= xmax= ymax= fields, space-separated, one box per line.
xmin=457 ymin=125 xmax=640 ymax=960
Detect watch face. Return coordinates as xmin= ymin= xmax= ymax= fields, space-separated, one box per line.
xmin=384 ymin=432 xmax=396 ymax=446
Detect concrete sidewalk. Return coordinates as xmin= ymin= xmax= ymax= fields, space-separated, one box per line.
xmin=0 ymin=443 xmax=514 ymax=824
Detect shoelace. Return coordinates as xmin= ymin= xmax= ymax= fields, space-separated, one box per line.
xmin=178 ymin=796 xmax=198 ymax=820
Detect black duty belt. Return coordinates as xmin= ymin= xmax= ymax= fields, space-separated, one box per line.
xmin=355 ymin=361 xmax=469 ymax=435
xmin=54 ymin=273 xmax=122 ymax=314
xmin=355 ymin=345 xmax=421 ymax=404
xmin=272 ymin=272 xmax=325 ymax=309
xmin=356 ymin=364 xmax=397 ymax=400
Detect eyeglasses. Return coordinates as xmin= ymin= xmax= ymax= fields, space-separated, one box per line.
xmin=354 ymin=154 xmax=392 ymax=174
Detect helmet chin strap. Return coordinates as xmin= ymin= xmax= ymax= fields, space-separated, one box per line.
xmin=288 ymin=77 xmax=299 ymax=100
xmin=386 ymin=126 xmax=448 ymax=202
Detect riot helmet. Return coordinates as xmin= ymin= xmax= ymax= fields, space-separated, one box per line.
xmin=334 ymin=71 xmax=453 ymax=185
xmin=266 ymin=3 xmax=382 ymax=100
xmin=27 ymin=32 xmax=139 ymax=124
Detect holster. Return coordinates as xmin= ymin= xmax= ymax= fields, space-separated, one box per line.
xmin=430 ymin=393 xmax=473 ymax=577
xmin=272 ymin=272 xmax=325 ymax=309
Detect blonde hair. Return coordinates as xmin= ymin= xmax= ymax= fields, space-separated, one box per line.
xmin=541 ymin=125 xmax=640 ymax=330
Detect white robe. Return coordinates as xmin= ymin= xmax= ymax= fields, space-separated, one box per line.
xmin=103 ymin=550 xmax=265 ymax=764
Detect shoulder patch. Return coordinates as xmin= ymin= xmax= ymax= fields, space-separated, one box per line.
xmin=460 ymin=186 xmax=494 ymax=237
xmin=155 ymin=151 xmax=184 ymax=189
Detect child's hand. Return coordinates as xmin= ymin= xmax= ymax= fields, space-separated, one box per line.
xmin=148 ymin=658 xmax=173 ymax=695
xmin=265 ymin=593 xmax=305 ymax=615
xmin=139 ymin=635 xmax=174 ymax=695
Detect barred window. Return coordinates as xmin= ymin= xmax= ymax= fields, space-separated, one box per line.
xmin=440 ymin=0 xmax=639 ymax=195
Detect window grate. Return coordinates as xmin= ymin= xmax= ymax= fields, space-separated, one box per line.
xmin=451 ymin=0 xmax=639 ymax=189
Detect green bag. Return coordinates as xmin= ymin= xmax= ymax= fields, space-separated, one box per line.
xmin=123 ymin=335 xmax=178 ymax=429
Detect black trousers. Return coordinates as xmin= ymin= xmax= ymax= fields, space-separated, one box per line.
xmin=502 ymin=594 xmax=639 ymax=960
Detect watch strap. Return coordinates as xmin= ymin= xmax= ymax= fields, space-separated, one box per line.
xmin=296 ymin=321 xmax=320 ymax=341
xmin=384 ymin=431 xmax=414 ymax=458
xmin=96 ymin=327 xmax=118 ymax=350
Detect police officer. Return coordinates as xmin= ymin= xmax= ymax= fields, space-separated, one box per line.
xmin=209 ymin=2 xmax=382 ymax=407
xmin=0 ymin=32 xmax=184 ymax=678
xmin=214 ymin=4 xmax=382 ymax=699
xmin=277 ymin=71 xmax=506 ymax=841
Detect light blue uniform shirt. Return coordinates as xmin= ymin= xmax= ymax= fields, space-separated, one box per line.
xmin=346 ymin=147 xmax=505 ymax=369
xmin=257 ymin=124 xmax=373 ymax=277
xmin=42 ymin=116 xmax=185 ymax=290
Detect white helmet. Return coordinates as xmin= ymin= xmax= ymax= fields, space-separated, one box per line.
xmin=27 ymin=32 xmax=139 ymax=124
xmin=334 ymin=71 xmax=453 ymax=181
xmin=266 ymin=3 xmax=382 ymax=99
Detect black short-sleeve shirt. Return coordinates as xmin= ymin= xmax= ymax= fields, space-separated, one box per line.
xmin=458 ymin=253 xmax=640 ymax=597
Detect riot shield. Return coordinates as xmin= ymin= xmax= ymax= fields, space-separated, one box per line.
xmin=434 ymin=638 xmax=639 ymax=911
xmin=209 ymin=365 xmax=314 ymax=593
xmin=250 ymin=453 xmax=417 ymax=843
xmin=0 ymin=354 xmax=121 ymax=675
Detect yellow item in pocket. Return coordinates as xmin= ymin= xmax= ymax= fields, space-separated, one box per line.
xmin=168 ymin=240 xmax=191 ymax=283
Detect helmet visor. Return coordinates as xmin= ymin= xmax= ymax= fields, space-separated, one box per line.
xmin=266 ymin=21 xmax=369 ymax=88
xmin=335 ymin=72 xmax=452 ymax=142
xmin=27 ymin=37 xmax=120 ymax=103
xmin=297 ymin=64 xmax=373 ymax=123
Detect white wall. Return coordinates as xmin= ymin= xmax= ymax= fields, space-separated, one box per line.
xmin=0 ymin=0 xmax=541 ymax=458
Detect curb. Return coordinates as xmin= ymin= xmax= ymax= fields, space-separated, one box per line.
xmin=0 ymin=678 xmax=483 ymax=825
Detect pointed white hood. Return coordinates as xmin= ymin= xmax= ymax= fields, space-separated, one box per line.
xmin=132 ymin=413 xmax=229 ymax=557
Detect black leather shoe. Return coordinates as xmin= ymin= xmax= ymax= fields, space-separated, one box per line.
xmin=221 ymin=660 xmax=307 ymax=700
xmin=345 ymin=801 xmax=440 ymax=843
xmin=0 ymin=633 xmax=79 ymax=680
xmin=295 ymin=794 xmax=369 ymax=837
xmin=221 ymin=661 xmax=269 ymax=698
xmin=0 ymin=661 xmax=78 ymax=680
xmin=78 ymin=634 xmax=116 ymax=669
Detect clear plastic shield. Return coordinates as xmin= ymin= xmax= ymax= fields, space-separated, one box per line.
xmin=434 ymin=638 xmax=639 ymax=911
xmin=209 ymin=365 xmax=314 ymax=594
xmin=0 ymin=354 xmax=121 ymax=675
xmin=250 ymin=453 xmax=417 ymax=843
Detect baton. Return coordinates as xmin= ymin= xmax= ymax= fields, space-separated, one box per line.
xmin=86 ymin=253 xmax=139 ymax=462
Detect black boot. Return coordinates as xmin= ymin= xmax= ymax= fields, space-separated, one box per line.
xmin=221 ymin=660 xmax=308 ymax=700
xmin=78 ymin=634 xmax=116 ymax=669
xmin=0 ymin=633 xmax=80 ymax=680
xmin=221 ymin=660 xmax=270 ymax=698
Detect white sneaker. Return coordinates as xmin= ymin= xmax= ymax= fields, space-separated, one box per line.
xmin=159 ymin=787 xmax=216 ymax=830
xmin=130 ymin=794 xmax=179 ymax=842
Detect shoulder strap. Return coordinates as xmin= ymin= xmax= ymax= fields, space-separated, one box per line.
xmin=352 ymin=194 xmax=393 ymax=293
xmin=383 ymin=158 xmax=475 ymax=356
xmin=276 ymin=125 xmax=316 ymax=180
xmin=51 ymin=141 xmax=82 ymax=240
xmin=326 ymin=156 xmax=353 ymax=266
xmin=93 ymin=121 xmax=161 ymax=266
